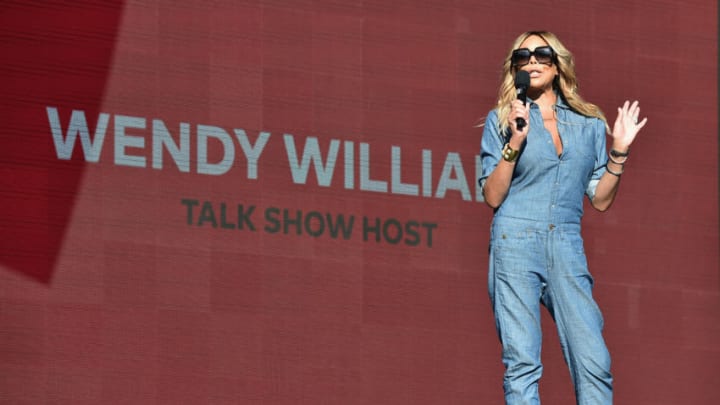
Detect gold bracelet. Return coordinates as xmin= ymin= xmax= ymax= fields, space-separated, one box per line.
xmin=502 ymin=143 xmax=519 ymax=162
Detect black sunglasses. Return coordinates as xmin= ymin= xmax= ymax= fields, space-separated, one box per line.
xmin=511 ymin=46 xmax=556 ymax=67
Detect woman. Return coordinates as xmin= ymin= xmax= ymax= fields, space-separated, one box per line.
xmin=478 ymin=31 xmax=647 ymax=404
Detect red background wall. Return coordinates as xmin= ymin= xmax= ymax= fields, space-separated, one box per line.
xmin=1 ymin=1 xmax=718 ymax=404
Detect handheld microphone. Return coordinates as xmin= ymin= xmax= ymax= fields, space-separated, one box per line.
xmin=514 ymin=71 xmax=530 ymax=131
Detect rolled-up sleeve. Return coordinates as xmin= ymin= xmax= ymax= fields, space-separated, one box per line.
xmin=585 ymin=119 xmax=608 ymax=200
xmin=479 ymin=111 xmax=504 ymax=192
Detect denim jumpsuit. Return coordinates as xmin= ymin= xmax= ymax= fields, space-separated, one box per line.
xmin=479 ymin=96 xmax=613 ymax=404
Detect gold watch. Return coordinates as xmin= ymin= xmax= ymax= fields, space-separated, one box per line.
xmin=502 ymin=143 xmax=519 ymax=162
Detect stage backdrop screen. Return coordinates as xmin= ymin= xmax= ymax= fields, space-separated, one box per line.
xmin=1 ymin=1 xmax=718 ymax=404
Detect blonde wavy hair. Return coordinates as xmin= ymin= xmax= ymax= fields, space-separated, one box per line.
xmin=492 ymin=31 xmax=609 ymax=134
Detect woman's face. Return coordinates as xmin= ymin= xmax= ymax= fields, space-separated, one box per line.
xmin=515 ymin=35 xmax=558 ymax=93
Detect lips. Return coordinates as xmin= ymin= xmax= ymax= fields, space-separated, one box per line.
xmin=527 ymin=69 xmax=543 ymax=78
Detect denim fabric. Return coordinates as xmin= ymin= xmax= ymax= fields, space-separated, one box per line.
xmin=480 ymin=97 xmax=613 ymax=404
xmin=479 ymin=97 xmax=608 ymax=222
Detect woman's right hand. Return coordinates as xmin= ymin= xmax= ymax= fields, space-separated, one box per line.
xmin=508 ymin=99 xmax=530 ymax=145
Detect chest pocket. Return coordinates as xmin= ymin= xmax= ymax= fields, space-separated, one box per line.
xmin=559 ymin=118 xmax=598 ymax=158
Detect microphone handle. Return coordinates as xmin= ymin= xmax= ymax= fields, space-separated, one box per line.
xmin=515 ymin=88 xmax=527 ymax=131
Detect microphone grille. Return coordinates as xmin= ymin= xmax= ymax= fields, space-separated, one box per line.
xmin=515 ymin=71 xmax=530 ymax=88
